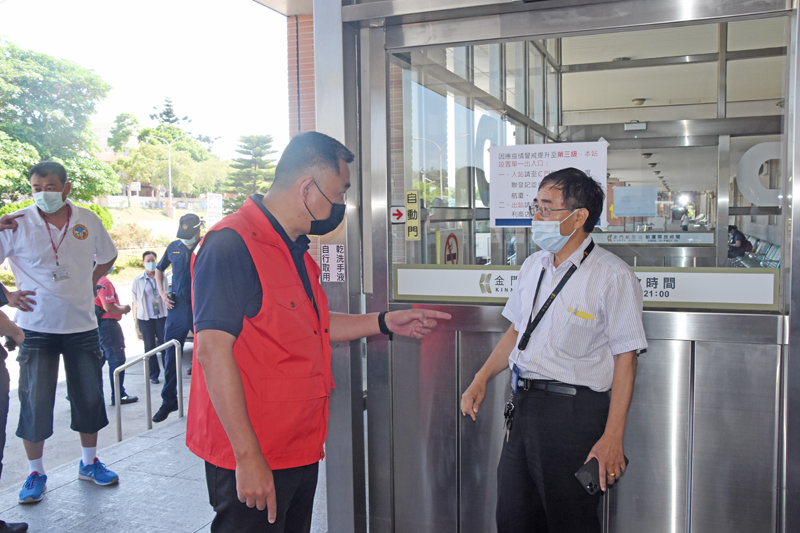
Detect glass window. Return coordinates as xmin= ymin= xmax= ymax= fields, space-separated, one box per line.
xmin=504 ymin=42 xmax=526 ymax=113
xmin=528 ymin=45 xmax=545 ymax=126
xmin=546 ymin=63 xmax=559 ymax=134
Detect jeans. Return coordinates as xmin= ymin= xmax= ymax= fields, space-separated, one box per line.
xmin=138 ymin=317 xmax=166 ymax=380
xmin=16 ymin=329 xmax=108 ymax=442
xmin=162 ymin=302 xmax=193 ymax=409
xmin=98 ymin=319 xmax=127 ymax=402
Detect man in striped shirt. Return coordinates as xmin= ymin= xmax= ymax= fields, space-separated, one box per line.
xmin=462 ymin=167 xmax=647 ymax=533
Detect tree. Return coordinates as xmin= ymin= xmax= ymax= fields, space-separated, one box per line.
xmin=55 ymin=156 xmax=120 ymax=202
xmin=108 ymin=113 xmax=140 ymax=153
xmin=222 ymin=135 xmax=277 ymax=214
xmin=137 ymin=124 xmax=210 ymax=163
xmin=0 ymin=131 xmax=39 ymax=202
xmin=0 ymin=38 xmax=110 ymax=159
xmin=149 ymin=97 xmax=190 ymax=126
xmin=196 ymin=134 xmax=222 ymax=153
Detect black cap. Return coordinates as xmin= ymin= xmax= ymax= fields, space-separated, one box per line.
xmin=177 ymin=214 xmax=202 ymax=239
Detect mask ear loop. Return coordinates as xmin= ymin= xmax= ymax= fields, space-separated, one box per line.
xmin=558 ymin=209 xmax=580 ymax=239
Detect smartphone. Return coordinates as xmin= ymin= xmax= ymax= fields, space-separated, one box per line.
xmin=574 ymin=456 xmax=629 ymax=495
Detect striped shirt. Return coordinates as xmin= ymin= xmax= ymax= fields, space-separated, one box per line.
xmin=502 ymin=235 xmax=647 ymax=392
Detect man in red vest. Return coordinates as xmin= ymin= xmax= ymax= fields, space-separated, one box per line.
xmin=187 ymin=132 xmax=450 ymax=532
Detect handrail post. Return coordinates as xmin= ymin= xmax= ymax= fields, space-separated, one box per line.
xmin=114 ymin=370 xmax=122 ymax=442
xmin=143 ymin=356 xmax=152 ymax=432
xmin=173 ymin=339 xmax=185 ymax=418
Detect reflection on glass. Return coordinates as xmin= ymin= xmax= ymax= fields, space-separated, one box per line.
xmin=505 ymin=42 xmax=525 ymax=113
xmin=528 ymin=45 xmax=545 ymax=126
xmin=546 ymin=63 xmax=559 ymax=134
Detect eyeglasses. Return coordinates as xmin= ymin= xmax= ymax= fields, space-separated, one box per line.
xmin=529 ymin=204 xmax=576 ymax=217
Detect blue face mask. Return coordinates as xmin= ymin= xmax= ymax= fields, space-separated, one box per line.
xmin=531 ymin=210 xmax=577 ymax=253
xmin=33 ymin=191 xmax=65 ymax=214
xmin=180 ymin=236 xmax=197 ymax=247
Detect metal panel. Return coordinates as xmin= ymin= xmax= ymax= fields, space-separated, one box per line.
xmin=384 ymin=0 xmax=791 ymax=50
xmin=362 ymin=25 xmax=396 ymax=533
xmin=392 ymin=331 xmax=459 ymax=533
xmin=561 ymin=47 xmax=787 ymax=73
xmin=317 ymin=7 xmax=368 ymax=530
xmin=609 ymin=340 xmax=691 ymax=533
xmin=691 ymin=342 xmax=780 ymax=532
xmin=564 ymin=116 xmax=782 ymax=143
xmin=784 ymin=8 xmax=800 ymax=533
xmin=716 ymin=135 xmax=731 ymax=266
xmin=459 ymin=331 xmax=509 ymax=533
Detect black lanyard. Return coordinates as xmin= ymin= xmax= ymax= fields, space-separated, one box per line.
xmin=517 ymin=241 xmax=594 ymax=351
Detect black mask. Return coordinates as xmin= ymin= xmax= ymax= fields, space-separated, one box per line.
xmin=305 ymin=180 xmax=346 ymax=236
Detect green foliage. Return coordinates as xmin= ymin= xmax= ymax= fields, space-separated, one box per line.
xmin=108 ymin=223 xmax=171 ymax=250
xmin=223 ymin=194 xmax=248 ymax=215
xmin=149 ymin=97 xmax=190 ymax=126
xmin=0 ymin=131 xmax=39 ymax=201
xmin=0 ymin=270 xmax=14 ymax=288
xmin=108 ymin=113 xmax=140 ymax=153
xmin=225 ymin=135 xmax=277 ymax=197
xmin=77 ymin=202 xmax=113 ymax=229
xmin=0 ymin=199 xmax=33 ymax=217
xmin=137 ymin=124 xmax=210 ymax=163
xmin=0 ymin=38 xmax=110 ymax=159
xmin=53 ymin=156 xmax=120 ymax=201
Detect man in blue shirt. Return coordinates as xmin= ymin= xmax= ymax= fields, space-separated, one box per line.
xmin=153 ymin=214 xmax=202 ymax=422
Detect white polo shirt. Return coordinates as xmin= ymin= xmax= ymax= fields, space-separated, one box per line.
xmin=502 ymin=235 xmax=648 ymax=392
xmin=0 ymin=200 xmax=117 ymax=334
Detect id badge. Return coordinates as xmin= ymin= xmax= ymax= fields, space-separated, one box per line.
xmin=152 ymin=300 xmax=161 ymax=316
xmin=51 ymin=267 xmax=70 ymax=282
xmin=511 ymin=363 xmax=520 ymax=394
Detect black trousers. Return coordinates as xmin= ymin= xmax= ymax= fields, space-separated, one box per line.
xmin=205 ymin=461 xmax=318 ymax=533
xmin=137 ymin=317 xmax=166 ymax=380
xmin=0 ymin=348 xmax=8 ymax=480
xmin=496 ymin=385 xmax=610 ymax=533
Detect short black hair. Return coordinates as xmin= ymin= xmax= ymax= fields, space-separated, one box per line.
xmin=143 ymin=250 xmax=157 ymax=261
xmin=30 ymin=161 xmax=67 ymax=184
xmin=272 ymin=132 xmax=354 ymax=190
xmin=728 ymin=225 xmax=738 ymax=232
xmin=539 ymin=167 xmax=605 ymax=233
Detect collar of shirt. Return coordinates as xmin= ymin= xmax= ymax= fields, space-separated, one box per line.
xmin=27 ymin=199 xmax=82 ymax=228
xmin=540 ymin=234 xmax=593 ymax=272
xmin=251 ymin=194 xmax=311 ymax=256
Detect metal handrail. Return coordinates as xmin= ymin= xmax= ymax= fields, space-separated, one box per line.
xmin=113 ymin=339 xmax=185 ymax=442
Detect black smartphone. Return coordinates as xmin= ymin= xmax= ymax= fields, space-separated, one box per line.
xmin=574 ymin=456 xmax=629 ymax=495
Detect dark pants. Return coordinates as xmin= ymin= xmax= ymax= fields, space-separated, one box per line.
xmin=681 ymin=225 xmax=688 ymax=231
xmin=98 ymin=319 xmax=127 ymax=403
xmin=0 ymin=347 xmax=9 ymax=480
xmin=205 ymin=461 xmax=318 ymax=533
xmin=496 ymin=385 xmax=610 ymax=533
xmin=161 ymin=302 xmax=192 ymax=408
xmin=138 ymin=317 xmax=166 ymax=380
xmin=16 ymin=329 xmax=108 ymax=442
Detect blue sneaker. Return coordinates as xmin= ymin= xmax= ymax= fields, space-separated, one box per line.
xmin=19 ymin=471 xmax=46 ymax=504
xmin=78 ymin=459 xmax=119 ymax=486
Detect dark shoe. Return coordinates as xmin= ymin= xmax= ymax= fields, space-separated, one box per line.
xmin=187 ymin=367 xmax=192 ymax=376
xmin=150 ymin=378 xmax=160 ymax=384
xmin=120 ymin=395 xmax=138 ymax=405
xmin=152 ymin=404 xmax=177 ymax=423
xmin=0 ymin=520 xmax=28 ymax=532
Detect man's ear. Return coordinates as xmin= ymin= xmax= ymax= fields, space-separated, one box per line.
xmin=62 ymin=182 xmax=71 ymax=200
xmin=298 ymin=176 xmax=315 ymax=199
xmin=574 ymin=207 xmax=589 ymax=230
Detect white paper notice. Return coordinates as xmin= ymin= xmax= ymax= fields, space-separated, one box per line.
xmin=489 ymin=142 xmax=608 ymax=228
xmin=613 ymin=186 xmax=658 ymax=217
xmin=321 ymin=244 xmax=346 ymax=283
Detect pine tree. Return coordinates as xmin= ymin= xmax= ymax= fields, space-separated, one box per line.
xmin=149 ymin=97 xmax=190 ymax=126
xmin=223 ymin=135 xmax=277 ymax=214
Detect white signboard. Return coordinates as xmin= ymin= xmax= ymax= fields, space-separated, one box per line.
xmin=394 ymin=266 xmax=776 ymax=310
xmin=129 ymin=181 xmax=141 ymax=192
xmin=489 ymin=142 xmax=608 ymax=228
xmin=321 ymin=244 xmax=346 ymax=283
xmin=593 ymin=232 xmax=715 ymax=245
xmin=613 ymin=186 xmax=658 ymax=217
xmin=391 ymin=206 xmax=406 ymax=224
xmin=206 ymin=193 xmax=224 ymax=226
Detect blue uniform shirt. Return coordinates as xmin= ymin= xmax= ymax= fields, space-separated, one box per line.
xmin=193 ymin=195 xmax=315 ymax=339
xmin=157 ymin=239 xmax=195 ymax=304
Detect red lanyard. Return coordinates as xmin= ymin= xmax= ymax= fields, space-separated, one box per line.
xmin=44 ymin=205 xmax=71 ymax=267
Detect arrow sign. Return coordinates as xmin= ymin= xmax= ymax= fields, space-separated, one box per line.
xmin=391 ymin=207 xmax=406 ymax=223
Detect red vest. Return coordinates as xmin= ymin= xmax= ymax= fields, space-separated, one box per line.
xmin=185 ymin=197 xmax=333 ymax=470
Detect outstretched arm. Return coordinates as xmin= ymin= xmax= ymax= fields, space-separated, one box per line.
xmin=328 ymin=309 xmax=451 ymax=343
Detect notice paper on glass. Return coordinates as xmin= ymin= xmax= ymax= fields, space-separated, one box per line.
xmin=613 ymin=186 xmax=658 ymax=217
xmin=489 ymin=142 xmax=608 ymax=228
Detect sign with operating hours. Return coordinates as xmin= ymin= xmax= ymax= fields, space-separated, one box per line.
xmin=489 ymin=141 xmax=608 ymax=228
xmin=393 ymin=266 xmax=777 ymax=310
xmin=405 ymin=190 xmax=420 ymax=241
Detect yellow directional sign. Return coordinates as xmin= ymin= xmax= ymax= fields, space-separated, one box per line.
xmin=405 ymin=190 xmax=420 ymax=241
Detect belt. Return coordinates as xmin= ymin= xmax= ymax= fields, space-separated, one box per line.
xmin=516 ymin=378 xmax=578 ymax=397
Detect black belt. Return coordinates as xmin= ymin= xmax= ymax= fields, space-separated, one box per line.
xmin=515 ymin=378 xmax=577 ymax=397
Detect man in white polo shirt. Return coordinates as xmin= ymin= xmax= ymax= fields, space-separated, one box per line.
xmin=0 ymin=161 xmax=121 ymax=505
xmin=461 ymin=168 xmax=647 ymax=533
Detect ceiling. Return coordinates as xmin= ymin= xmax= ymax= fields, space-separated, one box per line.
xmin=251 ymin=0 xmax=312 ymax=16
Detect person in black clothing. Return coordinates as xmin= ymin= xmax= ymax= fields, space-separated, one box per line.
xmin=728 ymin=225 xmax=746 ymax=258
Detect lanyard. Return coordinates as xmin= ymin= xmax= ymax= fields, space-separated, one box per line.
xmin=145 ymin=276 xmax=158 ymax=297
xmin=517 ymin=240 xmax=594 ymax=351
xmin=44 ymin=205 xmax=71 ymax=267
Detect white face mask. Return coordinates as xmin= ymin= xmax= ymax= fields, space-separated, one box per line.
xmin=531 ymin=210 xmax=578 ymax=253
xmin=33 ymin=191 xmax=65 ymax=214
xmin=144 ymin=261 xmax=157 ymax=272
xmin=180 ymin=236 xmax=197 ymax=247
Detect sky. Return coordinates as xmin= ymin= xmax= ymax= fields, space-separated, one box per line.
xmin=0 ymin=0 xmax=290 ymax=160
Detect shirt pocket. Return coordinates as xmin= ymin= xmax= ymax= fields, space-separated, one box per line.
xmin=267 ymin=284 xmax=316 ymax=346
xmin=557 ymin=308 xmax=599 ymax=359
